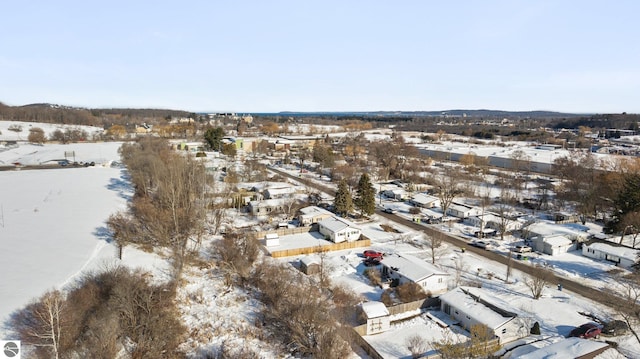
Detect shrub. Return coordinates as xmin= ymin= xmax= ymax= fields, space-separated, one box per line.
xmin=396 ymin=282 xmax=427 ymax=303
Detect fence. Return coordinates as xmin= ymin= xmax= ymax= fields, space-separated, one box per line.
xmin=253 ymin=224 xmax=318 ymax=239
xmin=387 ymin=297 xmax=441 ymax=317
xmin=269 ymin=238 xmax=371 ymax=258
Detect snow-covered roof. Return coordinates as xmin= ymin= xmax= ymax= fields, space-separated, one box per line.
xmin=543 ymin=235 xmax=572 ymax=247
xmin=319 ymin=216 xmax=359 ymax=233
xmin=381 ymin=253 xmax=448 ymax=283
xmin=300 ymin=256 xmax=320 ymax=267
xmin=527 ymin=222 xmax=588 ymax=240
xmin=411 ymin=193 xmax=439 ymax=205
xmin=586 ymin=242 xmax=640 ymax=261
xmin=518 ymin=337 xmax=609 ymax=359
xmin=439 ymin=287 xmax=518 ymax=330
xmin=361 ymin=301 xmax=389 ymax=319
xmin=299 ymin=205 xmax=333 ymax=218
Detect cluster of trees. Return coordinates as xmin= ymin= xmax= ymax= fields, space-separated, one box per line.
xmin=334 ymin=173 xmax=375 ymax=217
xmin=213 ymin=230 xmax=359 ymax=358
xmin=107 ymin=137 xmax=207 ymax=279
xmin=10 ymin=266 xmax=185 ymax=359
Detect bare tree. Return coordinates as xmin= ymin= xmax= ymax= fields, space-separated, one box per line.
xmin=10 ymin=290 xmax=66 ymax=359
xmin=406 ymin=334 xmax=429 ymax=359
xmin=426 ymin=232 xmax=446 ymax=264
xmin=453 ymin=255 xmax=467 ymax=286
xmin=524 ymin=267 xmax=553 ymax=299
xmin=434 ymin=168 xmax=465 ymax=221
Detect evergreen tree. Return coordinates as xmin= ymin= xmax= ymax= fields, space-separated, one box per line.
xmin=612 ymin=173 xmax=640 ymax=232
xmin=334 ymin=179 xmax=353 ymax=217
xmin=204 ymin=127 xmax=225 ymax=151
xmin=355 ymin=173 xmax=376 ymax=216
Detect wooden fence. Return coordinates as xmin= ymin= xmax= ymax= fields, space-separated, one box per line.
xmin=269 ymin=238 xmax=371 ymax=258
xmin=253 ymin=224 xmax=318 ymax=239
xmin=387 ymin=297 xmax=441 ymax=317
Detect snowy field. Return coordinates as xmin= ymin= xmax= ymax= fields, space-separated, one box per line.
xmin=0 ymin=140 xmax=171 ymax=339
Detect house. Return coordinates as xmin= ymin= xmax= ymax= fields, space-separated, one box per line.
xmin=379 ymin=253 xmax=449 ymax=295
xmin=358 ymin=301 xmax=390 ymax=335
xmin=518 ymin=337 xmax=609 ymax=359
xmin=264 ymin=186 xmax=297 ymax=199
xmin=410 ymin=193 xmax=441 ymax=208
xmin=582 ymin=241 xmax=640 ymax=268
xmin=465 ymin=213 xmax=519 ymax=233
xmin=298 ymin=206 xmax=334 ymax=226
xmin=299 ymin=256 xmax=321 ymax=275
xmin=318 ymin=216 xmax=361 ymax=243
xmin=530 ymin=235 xmax=574 ymax=255
xmin=248 ymin=199 xmax=285 ymax=216
xmin=382 ymin=188 xmax=406 ymax=201
xmin=440 ymin=287 xmax=532 ymax=344
xmin=446 ymin=202 xmax=482 ymax=219
xmin=522 ymin=222 xmax=589 ymax=243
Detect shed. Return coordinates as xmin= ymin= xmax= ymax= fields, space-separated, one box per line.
xmin=264 ymin=233 xmax=280 ymax=247
xmin=300 ymin=256 xmax=321 ymax=275
xmin=359 ymin=301 xmax=390 ymax=335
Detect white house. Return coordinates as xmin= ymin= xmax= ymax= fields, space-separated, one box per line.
xmin=531 ymin=235 xmax=574 ymax=255
xmin=298 ymin=206 xmax=334 ymax=226
xmin=359 ymin=301 xmax=391 ymax=335
xmin=465 ymin=213 xmax=520 ymax=233
xmin=264 ymin=186 xmax=297 ymax=199
xmin=380 ymin=253 xmax=449 ymax=295
xmin=318 ymin=216 xmax=361 ymax=243
xmin=446 ymin=202 xmax=482 ymax=219
xmin=382 ymin=188 xmax=406 ymax=201
xmin=410 ymin=193 xmax=441 ymax=208
xmin=440 ymin=287 xmax=532 ymax=344
xmin=522 ymin=222 xmax=590 ymax=243
xmin=582 ymin=241 xmax=639 ymax=268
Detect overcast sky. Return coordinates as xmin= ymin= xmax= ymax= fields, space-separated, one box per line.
xmin=1 ymin=1 xmax=639 ymax=113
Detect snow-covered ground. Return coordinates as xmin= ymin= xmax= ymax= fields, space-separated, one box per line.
xmin=0 ymin=139 xmax=172 ymax=340
xmin=2 ymin=126 xmax=639 ymax=357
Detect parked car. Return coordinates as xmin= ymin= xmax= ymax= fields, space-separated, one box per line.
xmin=470 ymin=240 xmax=492 ymax=250
xmin=512 ymin=245 xmax=533 ymax=253
xmin=382 ymin=207 xmax=397 ymax=214
xmin=363 ymin=250 xmax=384 ymax=259
xmin=568 ymin=323 xmax=602 ymax=339
xmin=363 ymin=257 xmax=382 ymax=266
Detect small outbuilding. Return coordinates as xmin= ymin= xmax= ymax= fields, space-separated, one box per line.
xmin=299 ymin=256 xmax=321 ymax=275
xmin=318 ymin=216 xmax=361 ymax=243
xmin=358 ymin=301 xmax=390 ymax=335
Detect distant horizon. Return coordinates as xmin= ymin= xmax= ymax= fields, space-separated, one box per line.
xmin=1 ymin=100 xmax=614 ymax=116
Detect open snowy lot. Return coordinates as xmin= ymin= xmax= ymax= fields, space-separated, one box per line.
xmin=0 ymin=140 xmax=171 ymax=339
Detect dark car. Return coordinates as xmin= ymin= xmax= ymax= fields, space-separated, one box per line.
xmin=569 ymin=323 xmax=601 ymax=339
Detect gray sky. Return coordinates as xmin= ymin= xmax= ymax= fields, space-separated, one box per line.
xmin=2 ymin=0 xmax=639 ymax=113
